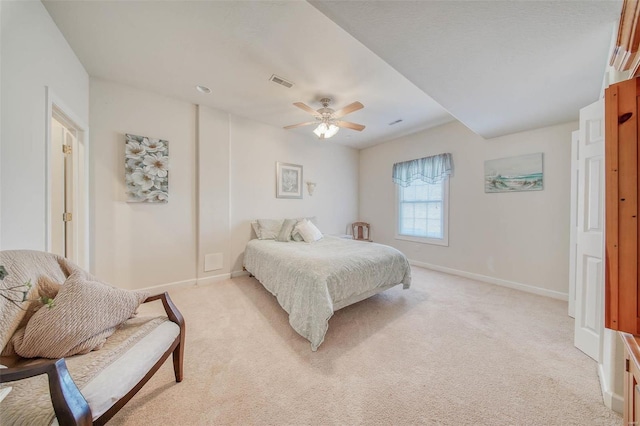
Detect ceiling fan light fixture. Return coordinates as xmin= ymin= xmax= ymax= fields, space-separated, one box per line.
xmin=313 ymin=123 xmax=327 ymax=137
xmin=313 ymin=122 xmax=339 ymax=139
xmin=325 ymin=124 xmax=339 ymax=138
xmin=285 ymin=98 xmax=362 ymax=139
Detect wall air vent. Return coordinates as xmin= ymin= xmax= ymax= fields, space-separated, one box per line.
xmin=389 ymin=119 xmax=403 ymax=126
xmin=269 ymin=74 xmax=294 ymax=88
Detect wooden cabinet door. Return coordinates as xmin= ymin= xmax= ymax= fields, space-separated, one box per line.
xmin=623 ymin=333 xmax=640 ymax=425
xmin=604 ymin=78 xmax=640 ymax=335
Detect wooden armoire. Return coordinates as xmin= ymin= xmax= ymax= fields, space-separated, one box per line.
xmin=604 ymin=77 xmax=639 ymax=334
xmin=605 ymin=77 xmax=640 ymax=424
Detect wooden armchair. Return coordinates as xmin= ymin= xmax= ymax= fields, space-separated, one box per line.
xmin=352 ymin=222 xmax=372 ymax=241
xmin=0 ymin=292 xmax=185 ymax=426
xmin=1 ymin=358 xmax=91 ymax=425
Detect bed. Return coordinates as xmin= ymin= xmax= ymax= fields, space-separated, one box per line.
xmin=243 ymin=235 xmax=411 ymax=351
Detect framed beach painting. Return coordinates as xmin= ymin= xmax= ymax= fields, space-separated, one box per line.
xmin=276 ymin=162 xmax=303 ymax=199
xmin=125 ymin=133 xmax=169 ymax=203
xmin=484 ymin=153 xmax=543 ymax=193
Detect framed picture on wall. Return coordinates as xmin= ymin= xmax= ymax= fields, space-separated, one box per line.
xmin=276 ymin=162 xmax=303 ymax=199
xmin=484 ymin=153 xmax=543 ymax=193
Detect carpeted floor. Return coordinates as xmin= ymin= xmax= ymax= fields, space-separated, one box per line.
xmin=109 ymin=266 xmax=621 ymax=425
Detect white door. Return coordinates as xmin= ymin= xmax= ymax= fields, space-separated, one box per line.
xmin=574 ymin=99 xmax=605 ymax=362
xmin=63 ymin=128 xmax=76 ymax=260
xmin=50 ymin=117 xmax=66 ymax=257
xmin=568 ymin=130 xmax=579 ymax=318
xmin=49 ymin=116 xmax=76 ymax=259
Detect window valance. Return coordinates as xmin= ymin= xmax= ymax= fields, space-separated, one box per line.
xmin=392 ymin=153 xmax=453 ymax=187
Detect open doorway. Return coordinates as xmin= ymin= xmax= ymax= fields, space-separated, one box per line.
xmin=46 ymin=88 xmax=89 ymax=269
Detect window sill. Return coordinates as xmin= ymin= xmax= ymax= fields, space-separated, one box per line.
xmin=395 ymin=234 xmax=448 ymax=247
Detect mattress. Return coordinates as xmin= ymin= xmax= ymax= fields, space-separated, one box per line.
xmin=243 ymin=236 xmax=411 ymax=350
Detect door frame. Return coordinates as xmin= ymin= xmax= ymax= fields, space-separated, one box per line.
xmin=44 ymin=87 xmax=90 ymax=269
xmin=568 ymin=130 xmax=579 ymax=318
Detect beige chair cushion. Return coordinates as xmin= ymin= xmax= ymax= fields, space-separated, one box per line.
xmin=12 ymin=270 xmax=147 ymax=359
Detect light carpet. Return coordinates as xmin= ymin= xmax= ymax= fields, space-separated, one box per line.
xmin=109 ymin=266 xmax=621 ymax=425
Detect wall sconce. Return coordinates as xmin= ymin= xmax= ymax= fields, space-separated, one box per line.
xmin=306 ymin=181 xmax=316 ymax=196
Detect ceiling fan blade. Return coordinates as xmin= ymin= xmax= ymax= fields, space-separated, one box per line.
xmin=335 ymin=121 xmax=365 ymax=131
xmin=293 ymin=102 xmax=320 ymax=117
xmin=283 ymin=121 xmax=317 ymax=130
xmin=333 ymin=101 xmax=364 ymax=119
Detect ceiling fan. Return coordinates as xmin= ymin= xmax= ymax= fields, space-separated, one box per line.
xmin=283 ymin=98 xmax=365 ymax=139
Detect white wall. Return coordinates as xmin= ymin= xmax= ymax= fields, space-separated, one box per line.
xmin=90 ymin=79 xmax=197 ymax=289
xmin=229 ymin=115 xmax=359 ymax=274
xmin=90 ymin=80 xmax=359 ymax=289
xmin=197 ymin=105 xmax=231 ymax=282
xmin=360 ymin=120 xmax=575 ymax=298
xmin=0 ymin=1 xmax=89 ymax=250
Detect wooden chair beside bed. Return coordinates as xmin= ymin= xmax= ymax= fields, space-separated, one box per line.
xmin=351 ymin=221 xmax=372 ymax=241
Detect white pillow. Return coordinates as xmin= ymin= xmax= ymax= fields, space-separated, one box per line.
xmin=291 ymin=217 xmax=318 ymax=241
xmin=293 ymin=219 xmax=323 ymax=243
xmin=257 ymin=219 xmax=284 ymax=240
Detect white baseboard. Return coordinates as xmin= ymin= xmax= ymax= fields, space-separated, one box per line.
xmin=231 ymin=270 xmax=250 ymax=278
xmin=196 ymin=273 xmax=231 ymax=286
xmin=139 ymin=278 xmax=198 ymax=295
xmin=598 ymin=362 xmax=624 ymax=414
xmin=138 ymin=273 xmax=231 ymax=295
xmin=408 ymin=260 xmax=569 ymax=301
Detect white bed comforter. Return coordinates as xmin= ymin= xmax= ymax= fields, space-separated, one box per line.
xmin=243 ymin=236 xmax=411 ymax=350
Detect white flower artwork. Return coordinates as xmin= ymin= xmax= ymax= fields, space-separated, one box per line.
xmin=125 ymin=134 xmax=169 ymax=203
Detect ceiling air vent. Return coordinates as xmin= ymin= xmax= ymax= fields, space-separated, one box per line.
xmin=389 ymin=119 xmax=403 ymax=126
xmin=269 ymin=74 xmax=294 ymax=88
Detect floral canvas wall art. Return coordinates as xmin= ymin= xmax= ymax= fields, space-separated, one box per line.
xmin=125 ymin=134 xmax=169 ymax=203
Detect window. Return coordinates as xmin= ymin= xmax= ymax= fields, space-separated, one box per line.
xmin=396 ymin=177 xmax=449 ymax=246
xmin=392 ymin=152 xmax=452 ymax=246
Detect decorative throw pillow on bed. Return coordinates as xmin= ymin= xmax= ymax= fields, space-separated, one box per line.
xmin=257 ymin=219 xmax=284 ymax=240
xmin=251 ymin=221 xmax=261 ymax=239
xmin=294 ymin=219 xmax=323 ymax=243
xmin=11 ymin=270 xmax=148 ymax=359
xmin=291 ymin=217 xmax=318 ymax=242
xmin=277 ymin=218 xmax=298 ymax=242
xmin=291 ymin=230 xmax=304 ymax=242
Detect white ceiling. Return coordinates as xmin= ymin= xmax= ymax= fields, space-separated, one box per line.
xmin=311 ymin=0 xmax=623 ymax=139
xmin=43 ymin=0 xmax=622 ymax=149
